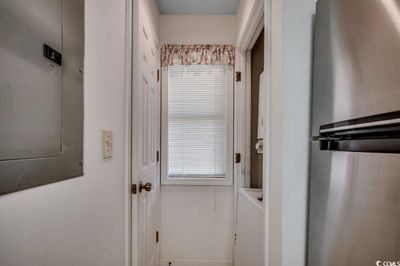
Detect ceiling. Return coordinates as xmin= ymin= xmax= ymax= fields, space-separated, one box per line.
xmin=155 ymin=0 xmax=240 ymax=15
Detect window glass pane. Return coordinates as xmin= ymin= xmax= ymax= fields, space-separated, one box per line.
xmin=168 ymin=65 xmax=228 ymax=178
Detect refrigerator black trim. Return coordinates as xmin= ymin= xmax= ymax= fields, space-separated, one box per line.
xmin=320 ymin=111 xmax=400 ymax=130
xmin=319 ymin=138 xmax=400 ymax=153
xmin=318 ymin=112 xmax=400 ymax=153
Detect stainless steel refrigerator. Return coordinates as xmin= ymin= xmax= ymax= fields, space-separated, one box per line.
xmin=308 ymin=0 xmax=400 ymax=265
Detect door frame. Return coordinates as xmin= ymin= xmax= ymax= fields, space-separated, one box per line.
xmin=124 ymin=0 xmax=133 ymax=265
xmin=125 ymin=0 xmax=273 ymax=265
xmin=234 ymin=0 xmax=265 ymax=264
xmin=235 ymin=0 xmax=276 ymax=266
xmin=234 ymin=0 xmax=265 ymax=192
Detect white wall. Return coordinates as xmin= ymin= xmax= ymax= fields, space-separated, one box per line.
xmin=160 ymin=15 xmax=237 ymax=45
xmin=0 ymin=0 xmax=127 ymax=265
xmin=281 ymin=0 xmax=314 ymax=264
xmin=160 ymin=186 xmax=234 ymax=266
xmin=159 ymin=15 xmax=237 ymax=266
xmin=265 ymin=0 xmax=315 ymax=265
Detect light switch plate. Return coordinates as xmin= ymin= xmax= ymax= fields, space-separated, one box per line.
xmin=102 ymin=129 xmax=113 ymax=159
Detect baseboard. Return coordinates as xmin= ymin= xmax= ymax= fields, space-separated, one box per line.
xmin=160 ymin=259 xmax=233 ymax=266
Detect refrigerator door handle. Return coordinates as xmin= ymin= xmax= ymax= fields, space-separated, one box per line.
xmin=315 ymin=136 xmax=341 ymax=141
xmin=320 ymin=111 xmax=400 ymax=134
xmin=320 ymin=118 xmax=400 ymax=134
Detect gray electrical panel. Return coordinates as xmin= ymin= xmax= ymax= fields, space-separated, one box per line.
xmin=0 ymin=0 xmax=84 ymax=195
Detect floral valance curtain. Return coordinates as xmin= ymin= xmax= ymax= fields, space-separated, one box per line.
xmin=161 ymin=44 xmax=235 ymax=67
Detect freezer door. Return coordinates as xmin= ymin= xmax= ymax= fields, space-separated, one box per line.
xmin=308 ymin=142 xmax=400 ymax=266
xmin=312 ymin=0 xmax=400 ymax=136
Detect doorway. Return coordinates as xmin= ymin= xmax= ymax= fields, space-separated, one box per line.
xmin=128 ymin=1 xmax=267 ymax=265
xmin=250 ymin=29 xmax=265 ymax=189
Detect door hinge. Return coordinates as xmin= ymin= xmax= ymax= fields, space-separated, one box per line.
xmin=234 ymin=233 xmax=237 ymax=245
xmin=131 ymin=184 xmax=137 ymax=194
xmin=235 ymin=71 xmax=242 ymax=82
xmin=156 ymin=150 xmax=160 ymax=162
xmin=157 ymin=69 xmax=160 ymax=82
xmin=156 ymin=231 xmax=159 ymax=243
xmin=234 ymin=153 xmax=241 ymax=164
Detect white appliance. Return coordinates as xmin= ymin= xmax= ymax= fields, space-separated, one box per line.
xmin=255 ymin=71 xmax=266 ymax=154
xmin=234 ymin=188 xmax=264 ymax=266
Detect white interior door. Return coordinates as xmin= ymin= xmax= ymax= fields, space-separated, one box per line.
xmin=133 ymin=9 xmax=160 ymax=266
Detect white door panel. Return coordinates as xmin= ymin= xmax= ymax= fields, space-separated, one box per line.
xmin=134 ymin=6 xmax=160 ymax=265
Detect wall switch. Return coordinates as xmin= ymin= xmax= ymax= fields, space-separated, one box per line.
xmin=102 ymin=129 xmax=113 ymax=159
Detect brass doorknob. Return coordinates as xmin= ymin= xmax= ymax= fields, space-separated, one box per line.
xmin=139 ymin=182 xmax=152 ymax=193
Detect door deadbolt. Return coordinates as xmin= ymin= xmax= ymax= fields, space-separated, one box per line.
xmin=139 ymin=182 xmax=152 ymax=193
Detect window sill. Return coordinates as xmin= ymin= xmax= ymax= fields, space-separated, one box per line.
xmin=161 ymin=176 xmax=233 ymax=186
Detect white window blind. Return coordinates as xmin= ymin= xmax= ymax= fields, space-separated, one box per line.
xmin=167 ymin=65 xmax=229 ymax=178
